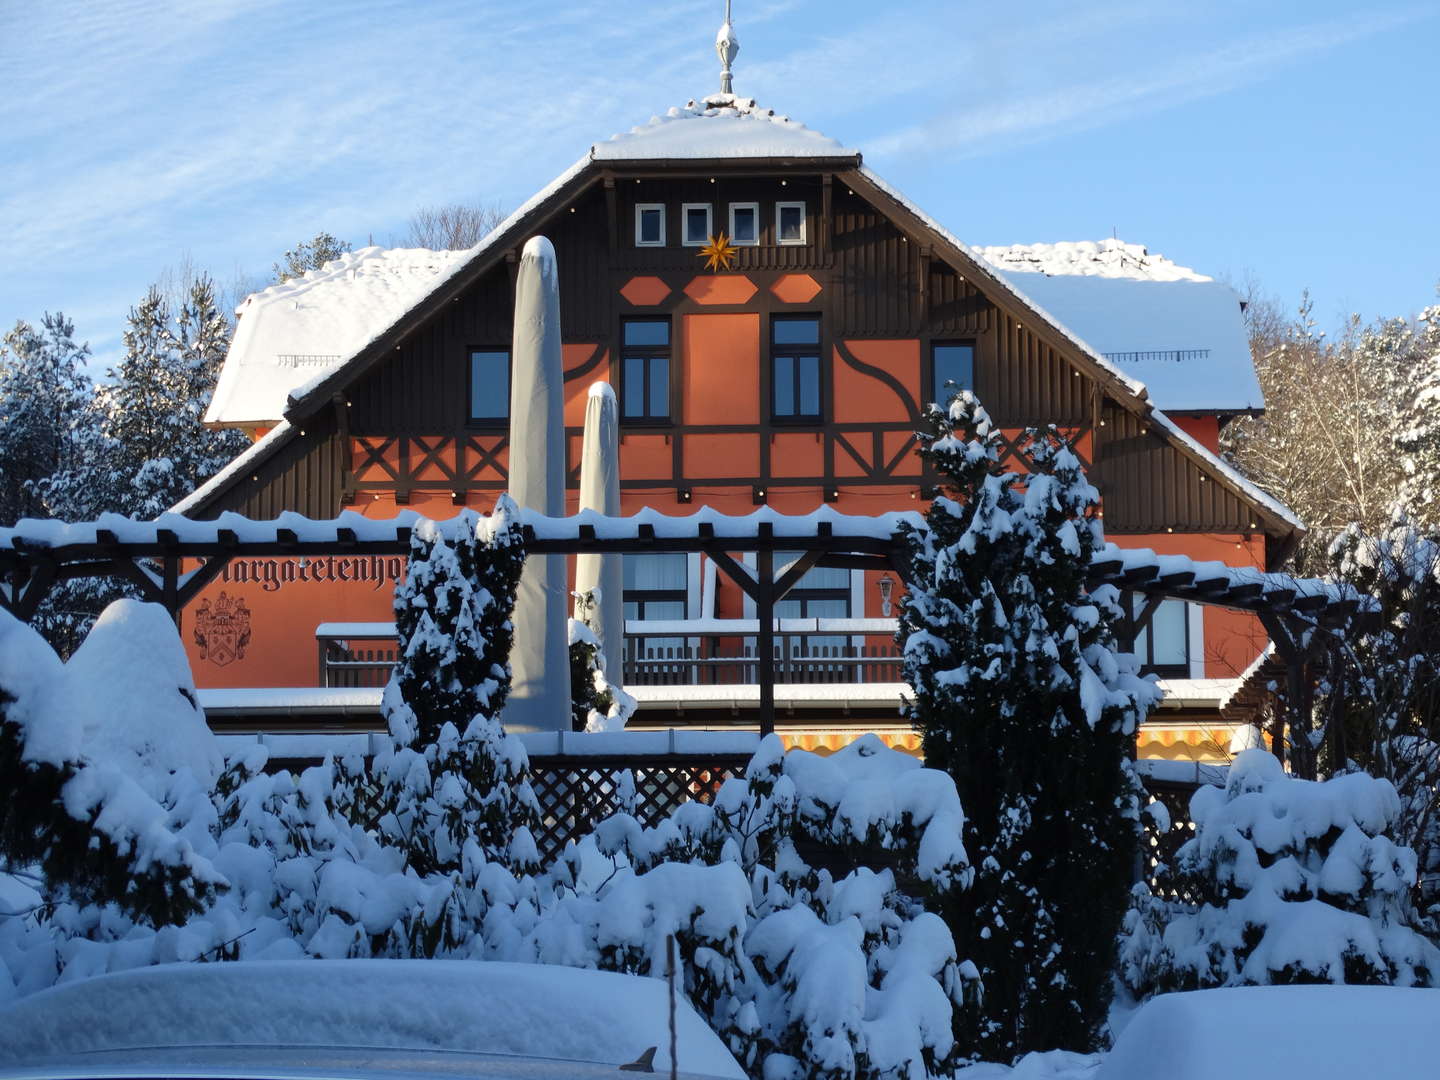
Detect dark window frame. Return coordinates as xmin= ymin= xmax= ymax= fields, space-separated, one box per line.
xmin=929 ymin=339 xmax=977 ymax=410
xmin=620 ymin=316 xmax=673 ymax=425
xmin=623 ymin=553 xmax=690 ymax=621
xmin=466 ymin=346 xmax=512 ymax=428
xmin=769 ymin=314 xmax=823 ymax=425
xmin=1123 ymin=592 xmax=1191 ymax=678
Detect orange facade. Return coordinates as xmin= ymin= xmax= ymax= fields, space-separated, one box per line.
xmin=183 ymin=290 xmax=1266 ymax=690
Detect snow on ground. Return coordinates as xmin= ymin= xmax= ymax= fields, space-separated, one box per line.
xmin=959 ymin=1050 xmax=1101 ymax=1080
xmin=0 ymin=959 xmax=745 ymax=1078
xmin=1100 ymin=986 xmax=1440 ymax=1080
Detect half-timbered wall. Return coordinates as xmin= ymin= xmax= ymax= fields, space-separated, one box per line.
xmin=197 ymin=169 xmax=1266 ymax=555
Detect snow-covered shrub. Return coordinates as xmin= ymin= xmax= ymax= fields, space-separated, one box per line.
xmin=900 ymin=392 xmax=1160 ymax=1060
xmin=357 ymin=499 xmax=541 ymax=877
xmin=1120 ymin=749 xmax=1440 ymax=996
xmin=567 ymin=614 xmax=635 ymax=733
xmin=544 ymin=734 xmax=979 ymax=1080
xmin=0 ymin=601 xmax=225 ymax=928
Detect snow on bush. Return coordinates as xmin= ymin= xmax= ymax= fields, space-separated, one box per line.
xmin=567 ymin=614 xmax=635 ymax=733
xmin=2 ymin=508 xmax=981 ymax=1080
xmin=555 ymin=734 xmax=979 ymax=1080
xmin=0 ymin=601 xmax=225 ymax=930
xmin=1121 ymin=748 xmax=1440 ymax=995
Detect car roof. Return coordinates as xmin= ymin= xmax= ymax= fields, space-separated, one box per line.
xmin=0 ymin=1044 xmax=732 ymax=1080
xmin=0 ymin=961 xmax=744 ymax=1080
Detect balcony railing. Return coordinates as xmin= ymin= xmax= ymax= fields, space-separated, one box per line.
xmin=623 ymin=618 xmax=901 ymax=686
xmin=316 ymin=618 xmax=903 ymax=689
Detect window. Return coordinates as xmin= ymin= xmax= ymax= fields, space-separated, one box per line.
xmin=776 ymin=201 xmax=807 ymax=245
xmin=682 ymin=203 xmax=712 ymax=246
xmin=771 ymin=316 xmax=822 ymax=422
xmin=623 ymin=553 xmax=689 ymax=621
xmin=621 ymin=318 xmax=671 ymax=422
xmin=469 ymin=349 xmax=509 ymax=423
xmin=625 ymin=553 xmax=689 ymax=662
xmin=774 ymin=553 xmax=852 ymax=670
xmin=931 ymin=342 xmax=975 ymax=408
xmin=1129 ymin=596 xmax=1189 ymax=675
xmin=635 ymin=204 xmax=665 ymax=247
xmin=774 ymin=553 xmax=851 ymax=620
xmin=729 ymin=202 xmax=759 ymax=246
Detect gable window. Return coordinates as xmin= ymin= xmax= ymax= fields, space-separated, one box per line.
xmin=771 ymin=316 xmax=822 ymax=422
xmin=931 ymin=342 xmax=975 ymax=408
xmin=635 ymin=204 xmax=665 ymax=247
xmin=469 ymin=349 xmax=510 ymax=423
xmin=776 ymin=201 xmax=807 ymax=245
xmin=682 ymin=203 xmax=713 ymax=246
xmin=729 ymin=202 xmax=759 ymax=246
xmin=621 ymin=318 xmax=671 ymax=422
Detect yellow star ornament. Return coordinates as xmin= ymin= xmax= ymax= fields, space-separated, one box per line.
xmin=699 ymin=232 xmax=738 ymax=272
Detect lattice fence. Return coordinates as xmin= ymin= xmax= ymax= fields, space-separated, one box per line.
xmin=1140 ymin=779 xmax=1203 ymax=906
xmin=527 ymin=753 xmax=750 ymax=863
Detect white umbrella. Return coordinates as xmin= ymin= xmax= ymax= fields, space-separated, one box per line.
xmin=502 ymin=236 xmax=569 ymax=732
xmin=574 ymin=381 xmax=623 ymax=683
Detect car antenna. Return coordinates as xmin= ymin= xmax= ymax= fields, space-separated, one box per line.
xmin=620 ymin=1048 xmax=656 ymax=1073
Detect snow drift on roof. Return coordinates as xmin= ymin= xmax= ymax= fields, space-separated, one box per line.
xmin=592 ymin=95 xmax=856 ymax=161
xmin=976 ymin=239 xmax=1211 ymax=282
xmin=205 ymin=247 xmax=473 ymax=426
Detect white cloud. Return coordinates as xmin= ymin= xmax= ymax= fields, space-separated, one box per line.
xmin=865 ymin=7 xmax=1427 ymax=160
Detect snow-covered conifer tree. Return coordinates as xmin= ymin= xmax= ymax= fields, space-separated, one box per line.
xmin=67 ymin=278 xmax=246 ymax=521
xmin=899 ymin=391 xmax=1159 ymax=1059
xmin=0 ymin=314 xmax=93 ymax=526
xmin=1396 ymin=303 xmax=1440 ymax=530
xmin=365 ymin=499 xmax=540 ymax=878
xmin=272 ymin=232 xmax=352 ymax=283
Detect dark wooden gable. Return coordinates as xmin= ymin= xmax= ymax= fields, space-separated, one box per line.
xmin=187 ymin=153 xmax=1298 ymax=563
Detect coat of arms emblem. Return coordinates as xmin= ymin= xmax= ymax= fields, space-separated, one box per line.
xmin=193 ymin=591 xmax=253 ymax=667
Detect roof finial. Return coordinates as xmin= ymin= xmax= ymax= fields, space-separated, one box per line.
xmin=716 ymin=0 xmax=739 ymax=96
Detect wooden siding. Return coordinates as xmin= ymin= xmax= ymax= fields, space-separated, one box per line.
xmin=1094 ymin=405 xmax=1257 ymax=533
xmin=198 ymin=415 xmax=345 ymax=519
xmin=191 ymin=164 xmax=1284 ymax=552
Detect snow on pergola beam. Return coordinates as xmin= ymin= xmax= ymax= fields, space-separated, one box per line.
xmin=0 ymin=509 xmax=1368 ymax=627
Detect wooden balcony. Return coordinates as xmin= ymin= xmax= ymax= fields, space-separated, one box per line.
xmin=316 ymin=618 xmax=903 ymax=689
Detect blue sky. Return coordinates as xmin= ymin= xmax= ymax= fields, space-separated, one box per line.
xmin=2 ymin=0 xmax=1435 ymax=370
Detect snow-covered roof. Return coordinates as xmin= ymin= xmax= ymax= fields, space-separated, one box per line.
xmin=975 ymin=240 xmax=1262 ymax=414
xmin=591 ymin=94 xmax=856 ymax=162
xmin=205 ymin=247 xmax=473 ymax=426
xmin=976 ymin=240 xmax=1211 ymax=282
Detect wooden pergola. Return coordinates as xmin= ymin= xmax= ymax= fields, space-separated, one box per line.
xmin=0 ymin=509 xmax=1370 ymax=741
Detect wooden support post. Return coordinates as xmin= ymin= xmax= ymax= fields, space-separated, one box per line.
xmin=162 ymin=556 xmax=181 ymax=625
xmin=14 ymin=560 xmax=58 ymax=622
xmin=1258 ymin=610 xmax=1323 ymax=778
xmin=757 ymin=546 xmax=775 ymax=739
